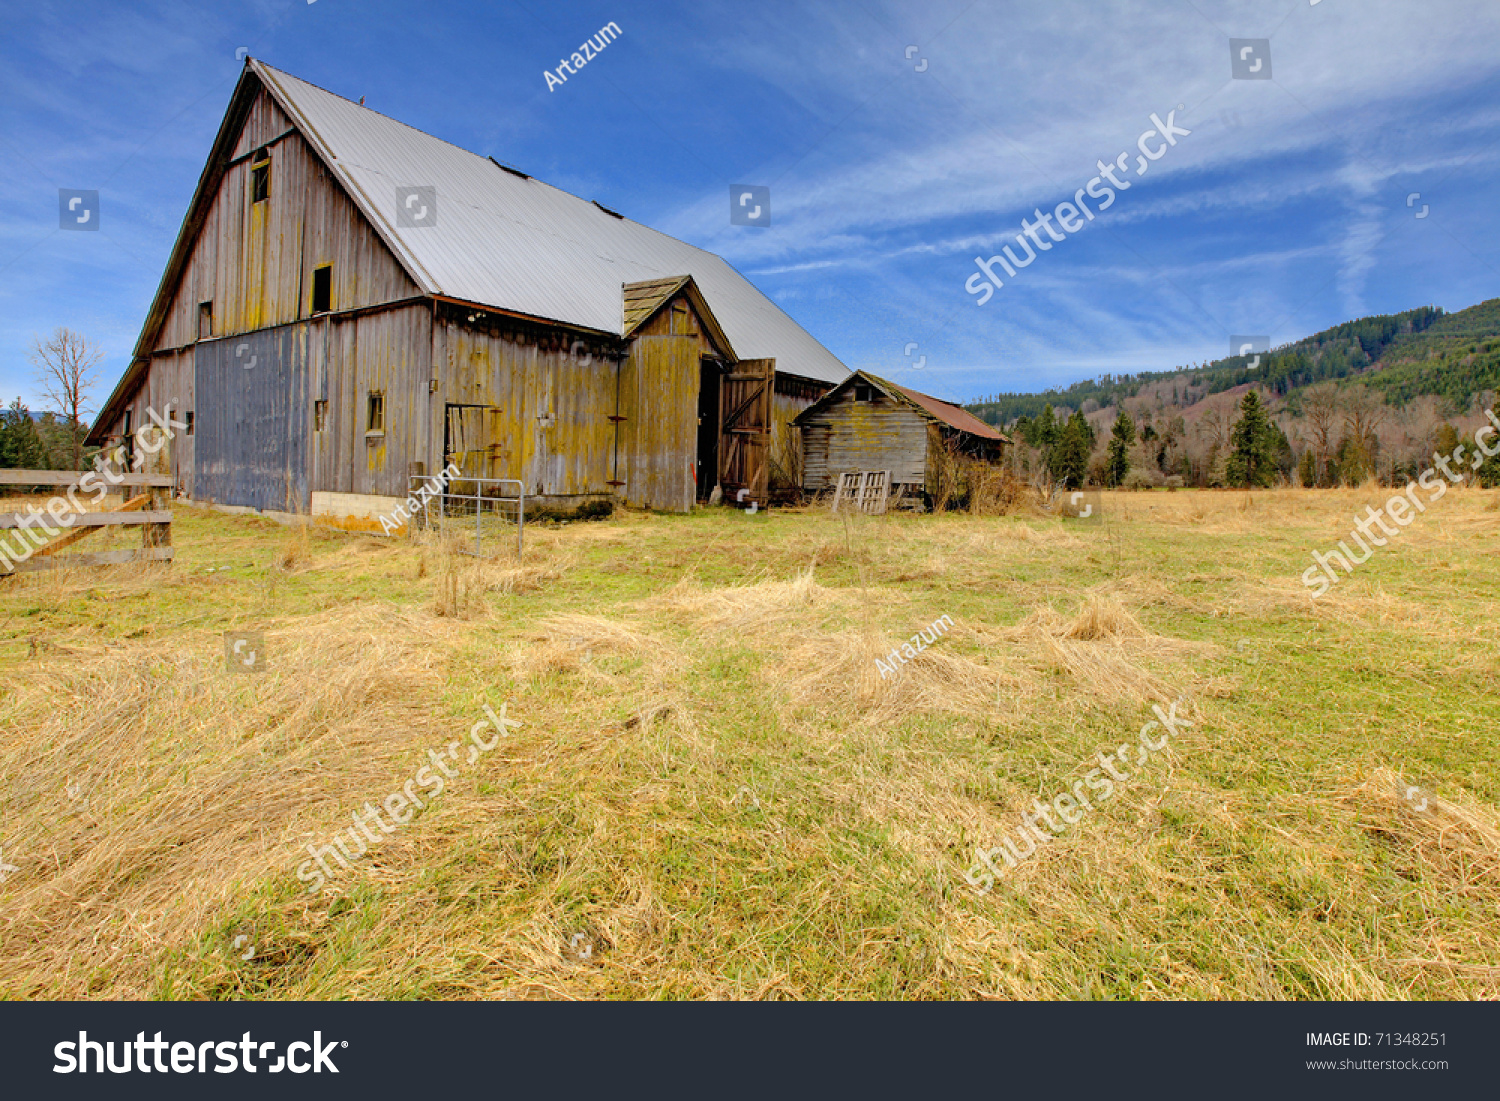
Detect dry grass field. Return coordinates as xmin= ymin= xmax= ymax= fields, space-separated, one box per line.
xmin=1 ymin=487 xmax=1497 ymax=1000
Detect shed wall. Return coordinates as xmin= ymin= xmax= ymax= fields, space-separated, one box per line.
xmin=800 ymin=388 xmax=929 ymax=491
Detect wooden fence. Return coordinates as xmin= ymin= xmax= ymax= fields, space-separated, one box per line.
xmin=0 ymin=470 xmax=174 ymax=576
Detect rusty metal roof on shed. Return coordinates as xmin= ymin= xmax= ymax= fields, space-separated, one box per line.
xmin=794 ymin=370 xmax=1011 ymax=443
xmin=252 ymin=61 xmax=849 ymax=385
xmin=885 ymin=379 xmax=1010 ymax=442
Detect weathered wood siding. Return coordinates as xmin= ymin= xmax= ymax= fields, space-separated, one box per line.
xmin=111 ymin=348 xmax=195 ymax=495
xmin=154 ymin=89 xmax=418 ymax=351
xmin=314 ymin=304 xmax=433 ymax=499
xmin=618 ymin=335 xmax=699 ymax=511
xmin=800 ymin=387 xmax=929 ymax=491
xmin=432 ymin=309 xmax=619 ymax=498
xmin=769 ymin=373 xmax=830 ymax=495
xmin=99 ymin=85 xmax=428 ymax=509
xmin=616 ymin=295 xmax=718 ymax=510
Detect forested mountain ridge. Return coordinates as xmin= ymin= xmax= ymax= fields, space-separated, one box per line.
xmin=970 ymin=297 xmax=1500 ymax=489
xmin=968 ymin=298 xmax=1500 ymax=426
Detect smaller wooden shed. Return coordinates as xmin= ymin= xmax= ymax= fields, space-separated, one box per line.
xmin=794 ymin=370 xmax=1010 ymax=497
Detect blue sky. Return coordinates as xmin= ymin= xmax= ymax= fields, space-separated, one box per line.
xmin=2 ymin=0 xmax=1498 ymax=415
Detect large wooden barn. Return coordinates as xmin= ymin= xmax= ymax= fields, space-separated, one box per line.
xmin=795 ymin=370 xmax=1010 ymax=498
xmin=88 ymin=60 xmax=848 ymax=521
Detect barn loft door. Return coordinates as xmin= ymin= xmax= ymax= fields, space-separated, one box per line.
xmin=719 ymin=357 xmax=773 ymax=508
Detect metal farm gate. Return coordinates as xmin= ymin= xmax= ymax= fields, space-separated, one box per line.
xmin=409 ymin=472 xmax=525 ymax=559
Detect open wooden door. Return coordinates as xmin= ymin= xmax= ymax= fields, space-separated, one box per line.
xmin=719 ymin=357 xmax=772 ymax=508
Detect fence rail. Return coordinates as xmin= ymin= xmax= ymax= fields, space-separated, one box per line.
xmin=0 ymin=471 xmax=172 ymax=487
xmin=0 ymin=469 xmax=173 ymax=576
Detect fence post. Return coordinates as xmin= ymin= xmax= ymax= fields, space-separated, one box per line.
xmin=144 ymin=447 xmax=172 ymax=550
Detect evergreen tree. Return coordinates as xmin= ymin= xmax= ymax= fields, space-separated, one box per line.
xmin=1104 ymin=409 xmax=1135 ymax=486
xmin=0 ymin=398 xmax=48 ymax=470
xmin=1479 ymin=399 xmax=1500 ymax=488
xmin=1054 ymin=411 xmax=1092 ymax=489
xmin=1267 ymin=421 xmax=1295 ymax=481
xmin=1297 ymin=448 xmax=1317 ymax=488
xmin=1433 ymin=422 xmax=1460 ymax=460
xmin=1033 ymin=404 xmax=1058 ymax=450
xmin=1226 ymin=391 xmax=1276 ymax=488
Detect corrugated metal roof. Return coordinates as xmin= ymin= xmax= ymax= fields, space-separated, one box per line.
xmin=254 ymin=61 xmax=849 ymax=386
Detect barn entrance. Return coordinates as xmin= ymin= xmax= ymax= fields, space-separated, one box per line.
xmin=443 ymin=403 xmax=500 ymax=480
xmin=437 ymin=402 xmax=523 ymax=556
xmin=695 ymin=357 xmax=721 ymax=500
xmin=718 ymin=357 xmax=773 ymax=509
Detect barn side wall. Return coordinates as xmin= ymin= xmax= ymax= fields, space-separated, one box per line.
xmin=617 ymin=295 xmax=719 ymax=511
xmin=431 ymin=308 xmax=620 ymax=499
xmin=313 ymin=303 xmax=433 ymax=499
xmin=769 ymin=373 xmax=829 ymax=498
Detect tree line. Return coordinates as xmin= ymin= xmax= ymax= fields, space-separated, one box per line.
xmin=969 ymin=304 xmax=1448 ymax=426
xmin=1004 ymin=383 xmax=1500 ymax=492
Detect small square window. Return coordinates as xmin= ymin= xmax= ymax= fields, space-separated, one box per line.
xmin=185 ymin=411 xmax=194 ymax=436
xmin=853 ymin=383 xmax=874 ymax=402
xmin=312 ymin=265 xmax=332 ymax=313
xmin=367 ymin=392 xmax=385 ymax=434
xmin=315 ymin=400 xmax=328 ymax=431
xmin=198 ymin=301 xmax=213 ymax=339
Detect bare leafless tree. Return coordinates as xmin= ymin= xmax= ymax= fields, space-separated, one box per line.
xmin=1341 ymin=383 xmax=1390 ymax=452
xmin=1302 ymin=383 xmax=1340 ymax=486
xmin=1196 ymin=407 xmax=1229 ymax=453
xmin=30 ymin=327 xmax=102 ymax=470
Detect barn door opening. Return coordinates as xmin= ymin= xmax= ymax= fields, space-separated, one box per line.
xmin=445 ymin=403 xmax=506 ymax=485
xmin=719 ymin=357 xmax=772 ymax=508
xmin=695 ymin=357 xmax=722 ymax=500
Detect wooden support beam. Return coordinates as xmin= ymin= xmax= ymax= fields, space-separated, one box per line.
xmin=33 ymin=495 xmax=151 ymax=556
